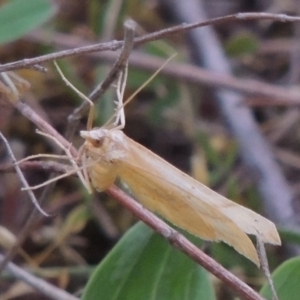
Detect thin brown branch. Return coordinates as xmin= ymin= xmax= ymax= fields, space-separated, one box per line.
xmin=1 ymin=12 xmax=300 ymax=73
xmin=0 ymin=252 xmax=79 ymax=300
xmin=257 ymin=238 xmax=278 ymax=300
xmin=0 ymin=161 xmax=69 ymax=174
xmin=89 ymin=19 xmax=136 ymax=102
xmin=107 ymin=185 xmax=265 ymax=300
xmin=259 ymin=38 xmax=300 ymax=54
xmin=0 ymin=89 xmax=76 ymax=276
xmin=0 ymin=132 xmax=62 ymax=276
xmin=15 ymin=101 xmax=77 ymax=156
xmin=66 ymin=19 xmax=136 ymax=139
xmin=27 ymin=30 xmax=300 ymax=106
xmin=0 ymin=132 xmax=48 ymax=216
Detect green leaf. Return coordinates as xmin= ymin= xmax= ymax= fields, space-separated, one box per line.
xmin=0 ymin=0 xmax=56 ymax=44
xmin=225 ymin=31 xmax=259 ymax=57
xmin=278 ymin=228 xmax=300 ymax=246
xmin=82 ymin=222 xmax=215 ymax=300
xmin=260 ymin=257 xmax=300 ymax=300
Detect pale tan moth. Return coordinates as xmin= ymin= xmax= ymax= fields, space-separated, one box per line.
xmin=24 ymin=61 xmax=281 ymax=266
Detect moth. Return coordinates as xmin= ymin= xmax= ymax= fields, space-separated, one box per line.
xmin=25 ymin=62 xmax=281 ymax=266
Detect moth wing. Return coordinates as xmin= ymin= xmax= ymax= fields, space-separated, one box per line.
xmin=121 ymin=136 xmax=280 ymax=245
xmin=118 ymin=137 xmax=264 ymax=264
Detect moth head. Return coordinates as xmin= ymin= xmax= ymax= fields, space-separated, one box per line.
xmin=80 ymin=128 xmax=127 ymax=161
xmin=80 ymin=128 xmax=108 ymax=148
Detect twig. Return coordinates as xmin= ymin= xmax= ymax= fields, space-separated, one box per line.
xmin=259 ymin=38 xmax=300 ymax=54
xmin=89 ymin=19 xmax=135 ymax=102
xmin=107 ymin=185 xmax=265 ymax=300
xmin=0 ymin=132 xmax=56 ymax=276
xmin=13 ymin=100 xmax=77 ymax=157
xmin=0 ymin=161 xmax=69 ymax=174
xmin=26 ymin=30 xmax=300 ymax=105
xmin=257 ymin=238 xmax=278 ymax=300
xmin=0 ymin=132 xmax=48 ymax=216
xmin=0 ymin=252 xmax=79 ymax=300
xmin=66 ymin=19 xmax=136 ymax=139
xmin=0 ymin=82 xmax=76 ymax=276
xmin=1 ymin=13 xmax=300 ymax=73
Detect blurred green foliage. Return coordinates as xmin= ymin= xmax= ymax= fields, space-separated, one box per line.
xmin=0 ymin=0 xmax=56 ymax=44
xmin=82 ymin=222 xmax=215 ymax=300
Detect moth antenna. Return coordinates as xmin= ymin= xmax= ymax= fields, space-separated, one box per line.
xmin=104 ymin=53 xmax=177 ymax=130
xmin=35 ymin=129 xmax=90 ymax=192
xmin=125 ymin=54 xmax=176 ymax=109
xmin=22 ymin=169 xmax=81 ymax=191
xmin=21 ymin=166 xmax=88 ymax=192
xmin=22 ymin=154 xmax=98 ymax=193
xmin=114 ymin=63 xmax=128 ymax=128
xmin=54 ymin=61 xmax=95 ymax=131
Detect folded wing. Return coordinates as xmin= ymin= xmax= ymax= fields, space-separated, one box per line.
xmin=118 ymin=135 xmax=281 ymax=265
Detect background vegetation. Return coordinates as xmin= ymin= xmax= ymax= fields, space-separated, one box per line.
xmin=1 ymin=0 xmax=300 ymax=299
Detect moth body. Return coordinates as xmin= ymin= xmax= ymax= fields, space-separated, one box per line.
xmin=81 ymin=128 xmax=127 ymax=191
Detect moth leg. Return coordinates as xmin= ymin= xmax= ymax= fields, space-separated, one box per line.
xmin=35 ymin=129 xmax=91 ymax=192
xmin=77 ymin=144 xmax=92 ymax=193
xmin=22 ymin=168 xmax=82 ymax=191
xmin=104 ymin=54 xmax=176 ymax=131
xmin=114 ymin=63 xmax=128 ymax=129
xmin=21 ymin=156 xmax=99 ymax=192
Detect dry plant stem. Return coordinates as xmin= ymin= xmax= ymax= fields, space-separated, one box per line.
xmin=107 ymin=185 xmax=264 ymax=300
xmin=0 ymin=253 xmax=79 ymax=300
xmin=0 ymin=160 xmax=68 ymax=174
xmin=14 ymin=100 xmax=77 ymax=157
xmin=2 ymin=12 xmax=300 ymax=73
xmin=89 ymin=20 xmax=135 ymax=101
xmin=66 ymin=20 xmax=135 ymax=139
xmin=257 ymin=238 xmax=278 ymax=300
xmin=27 ymin=64 xmax=47 ymax=73
xmin=0 ymin=97 xmax=76 ymax=276
xmin=162 ymin=0 xmax=298 ymax=240
xmin=125 ymin=53 xmax=300 ymax=105
xmin=0 ymin=132 xmax=48 ymax=216
xmin=0 ymin=133 xmax=53 ymax=276
xmin=27 ymin=30 xmax=300 ymax=106
xmin=259 ymin=39 xmax=300 ymax=55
